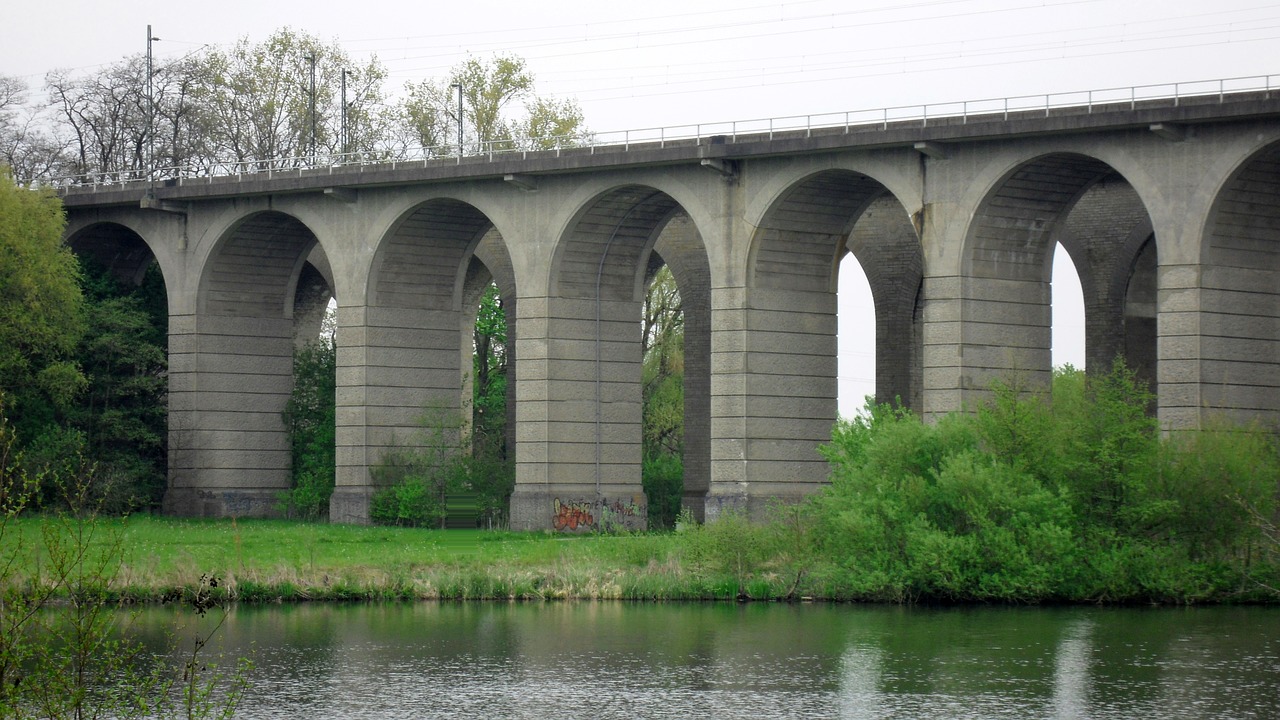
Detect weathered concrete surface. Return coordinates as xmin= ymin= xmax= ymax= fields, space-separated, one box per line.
xmin=61 ymin=93 xmax=1280 ymax=527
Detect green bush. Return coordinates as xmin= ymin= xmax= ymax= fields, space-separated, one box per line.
xmin=280 ymin=336 xmax=336 ymax=520
xmin=810 ymin=362 xmax=1280 ymax=603
xmin=370 ymin=408 xmax=513 ymax=529
xmin=642 ymin=451 xmax=683 ymax=530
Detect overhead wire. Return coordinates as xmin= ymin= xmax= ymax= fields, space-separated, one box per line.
xmin=377 ymin=0 xmax=1106 ymax=74
xmin=531 ymin=6 xmax=1280 ymax=89
xmin=562 ymin=20 xmax=1280 ymax=102
xmin=8 ymin=0 xmax=1277 ymax=116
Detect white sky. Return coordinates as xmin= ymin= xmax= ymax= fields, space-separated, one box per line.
xmin=4 ymin=0 xmax=1275 ymax=414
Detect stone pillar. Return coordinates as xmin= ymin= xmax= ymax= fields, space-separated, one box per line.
xmin=510 ymin=294 xmax=647 ymax=531
xmin=707 ymin=284 xmax=837 ymax=521
xmin=164 ymin=313 xmax=295 ymax=517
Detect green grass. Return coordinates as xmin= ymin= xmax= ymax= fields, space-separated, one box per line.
xmin=7 ymin=502 xmax=1275 ymax=605
xmin=3 ymin=515 xmax=703 ymax=602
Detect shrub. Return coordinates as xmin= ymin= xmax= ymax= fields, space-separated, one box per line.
xmin=642 ymin=452 xmax=683 ymax=530
xmin=370 ymin=408 xmax=513 ymax=528
xmin=812 ymin=363 xmax=1280 ymax=603
xmin=279 ymin=336 xmax=336 ymax=520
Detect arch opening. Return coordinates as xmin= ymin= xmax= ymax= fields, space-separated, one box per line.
xmin=962 ymin=156 xmax=1157 ymax=411
xmin=1190 ymin=140 xmax=1280 ymax=427
xmin=281 ymin=247 xmax=338 ymax=521
xmin=736 ymin=169 xmax=920 ymax=517
xmin=518 ymin=187 xmax=710 ymax=531
xmin=458 ymin=249 xmax=517 ymax=529
xmin=173 ymin=210 xmax=327 ymax=517
xmin=331 ymin=198 xmax=513 ymax=526
xmin=836 ymin=252 xmax=874 ymax=418
xmin=1051 ymin=242 xmax=1086 ymax=372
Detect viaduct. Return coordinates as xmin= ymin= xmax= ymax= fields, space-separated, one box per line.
xmin=56 ymin=83 xmax=1280 ymax=530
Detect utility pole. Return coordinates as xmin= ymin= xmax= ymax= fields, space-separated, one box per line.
xmin=147 ymin=25 xmax=160 ymax=185
xmin=306 ymin=53 xmax=317 ymax=164
xmin=341 ymin=68 xmax=348 ymax=157
xmin=451 ymin=82 xmax=463 ymax=156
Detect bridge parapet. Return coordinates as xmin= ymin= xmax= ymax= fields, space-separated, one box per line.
xmin=50 ymin=74 xmax=1280 ymax=200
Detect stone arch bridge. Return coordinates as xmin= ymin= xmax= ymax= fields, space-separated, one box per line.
xmin=58 ymin=88 xmax=1280 ymax=529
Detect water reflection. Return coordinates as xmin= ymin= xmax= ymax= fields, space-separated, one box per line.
xmin=127 ymin=603 xmax=1279 ymax=719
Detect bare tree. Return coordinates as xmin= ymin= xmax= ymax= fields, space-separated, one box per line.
xmin=46 ymin=58 xmax=150 ymax=177
xmin=0 ymin=75 xmax=71 ymax=179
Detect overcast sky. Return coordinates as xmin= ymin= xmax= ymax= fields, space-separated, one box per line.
xmin=5 ymin=0 xmax=1276 ymax=414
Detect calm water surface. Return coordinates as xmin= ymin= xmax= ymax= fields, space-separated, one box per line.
xmin=134 ymin=602 xmax=1279 ymax=719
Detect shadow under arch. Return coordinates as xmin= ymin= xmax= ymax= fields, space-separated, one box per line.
xmin=960 ymin=152 xmax=1157 ymax=407
xmin=168 ymin=210 xmax=328 ymax=517
xmin=66 ymin=222 xmax=164 ymax=287
xmin=511 ymin=185 xmax=711 ymax=531
xmin=1189 ymin=139 xmax=1280 ymax=427
xmin=331 ymin=197 xmax=502 ymax=523
xmin=732 ymin=169 xmax=921 ymax=517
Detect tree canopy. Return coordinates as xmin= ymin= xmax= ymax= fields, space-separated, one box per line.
xmin=0 ymin=169 xmax=84 ymax=412
xmin=4 ymin=32 xmax=587 ymax=181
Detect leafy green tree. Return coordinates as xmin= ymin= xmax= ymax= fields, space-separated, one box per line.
xmin=642 ymin=265 xmax=684 ymax=528
xmin=469 ymin=283 xmax=514 ymax=525
xmin=514 ymin=96 xmax=587 ymax=150
xmin=398 ymin=54 xmax=585 ymax=153
xmin=281 ymin=324 xmax=336 ymax=520
xmin=0 ymin=169 xmax=85 ymax=428
xmin=60 ymin=261 xmax=168 ymax=511
xmin=812 ymin=362 xmax=1280 ymax=602
xmin=197 ymin=28 xmax=388 ymax=164
xmin=472 ymin=283 xmax=507 ymax=457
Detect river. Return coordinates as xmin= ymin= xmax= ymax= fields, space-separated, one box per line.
xmin=126 ymin=602 xmax=1277 ymax=719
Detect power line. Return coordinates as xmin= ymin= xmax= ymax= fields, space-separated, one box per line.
xmin=525 ymin=6 xmax=1280 ymax=90
xmin=571 ymin=32 xmax=1280 ymax=107
xmin=378 ymin=0 xmax=1105 ymax=74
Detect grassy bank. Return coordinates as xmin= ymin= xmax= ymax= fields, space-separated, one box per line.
xmin=6 ymin=510 xmax=1278 ymax=605
xmin=4 ymin=515 xmax=743 ymax=602
xmin=5 ymin=367 xmax=1278 ymax=606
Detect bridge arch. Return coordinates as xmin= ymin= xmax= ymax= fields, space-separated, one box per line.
xmin=739 ymin=153 xmax=924 ymax=232
xmin=163 ymin=210 xmax=330 ymax=516
xmin=62 ymin=221 xmax=171 ymax=510
xmin=66 ymin=221 xmax=164 ymax=287
xmin=1187 ymin=139 xmax=1280 ymax=427
xmin=331 ymin=196 xmax=509 ymax=522
xmin=64 ymin=214 xmax=185 ymax=304
xmin=510 ymin=185 xmax=712 ymax=530
xmin=957 ymin=151 xmax=1158 ymax=405
xmin=717 ymin=169 xmax=921 ymax=516
xmin=461 ymin=235 xmax=518 ymax=469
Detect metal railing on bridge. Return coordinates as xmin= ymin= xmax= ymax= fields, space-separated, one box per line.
xmin=45 ymin=73 xmax=1279 ymax=193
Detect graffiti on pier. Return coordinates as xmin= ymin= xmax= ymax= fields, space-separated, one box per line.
xmin=552 ymin=499 xmax=595 ymax=531
xmin=552 ymin=496 xmax=646 ymax=532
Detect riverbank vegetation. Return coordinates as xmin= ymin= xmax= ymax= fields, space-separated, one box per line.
xmin=2 ymin=165 xmax=1278 ymax=608
xmin=5 ymin=364 xmax=1278 ymax=606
